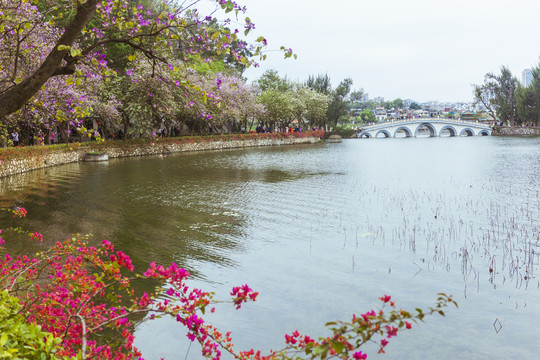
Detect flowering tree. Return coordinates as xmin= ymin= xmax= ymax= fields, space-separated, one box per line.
xmin=4 ymin=68 xmax=122 ymax=144
xmin=256 ymin=79 xmax=329 ymax=131
xmin=115 ymin=59 xmax=181 ymax=137
xmin=304 ymin=89 xmax=330 ymax=129
xmin=287 ymin=84 xmax=330 ymax=130
xmin=258 ymin=88 xmax=295 ymax=129
xmin=0 ymin=207 xmax=457 ymax=360
xmin=110 ymin=61 xmax=262 ymax=136
xmin=178 ymin=71 xmax=263 ymax=134
xmin=0 ymin=0 xmax=294 ymax=120
xmin=117 ymin=61 xmax=263 ymax=136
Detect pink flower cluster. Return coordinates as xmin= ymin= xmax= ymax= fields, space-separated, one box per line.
xmin=230 ymin=284 xmax=259 ymax=309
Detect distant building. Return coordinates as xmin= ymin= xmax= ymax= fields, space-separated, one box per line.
xmin=403 ymin=99 xmax=415 ymax=108
xmin=374 ymin=106 xmax=387 ymax=121
xmin=460 ymin=112 xmax=478 ymax=121
xmin=422 ymin=101 xmax=438 ymax=111
xmin=522 ymin=69 xmax=533 ymax=87
xmin=349 ymin=108 xmax=362 ymax=116
xmin=373 ymin=96 xmax=384 ymax=104
xmin=413 ymin=110 xmax=430 ymax=117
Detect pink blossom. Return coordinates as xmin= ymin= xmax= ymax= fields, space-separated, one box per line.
xmin=353 ymin=351 xmax=368 ymax=360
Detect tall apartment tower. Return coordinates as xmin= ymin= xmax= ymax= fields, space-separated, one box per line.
xmin=522 ymin=69 xmax=533 ymax=86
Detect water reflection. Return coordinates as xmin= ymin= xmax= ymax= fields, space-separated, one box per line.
xmin=0 ymin=138 xmax=539 ymax=359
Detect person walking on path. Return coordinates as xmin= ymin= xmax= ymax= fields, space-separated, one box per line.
xmin=11 ymin=131 xmax=19 ymax=146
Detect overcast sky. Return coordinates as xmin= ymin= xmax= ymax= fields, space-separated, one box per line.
xmin=207 ymin=0 xmax=540 ymax=103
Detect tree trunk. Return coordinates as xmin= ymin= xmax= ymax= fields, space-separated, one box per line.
xmin=58 ymin=123 xmax=68 ymax=143
xmin=121 ymin=112 xmax=131 ymax=139
xmin=480 ymin=98 xmax=497 ymax=122
xmin=248 ymin=116 xmax=256 ymax=132
xmin=45 ymin=129 xmax=51 ymax=145
xmin=0 ymin=1 xmax=99 ymax=118
xmin=536 ymin=101 xmax=540 ymax=126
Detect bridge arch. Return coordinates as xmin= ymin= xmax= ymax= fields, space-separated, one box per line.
xmin=414 ymin=123 xmax=436 ymax=137
xmin=394 ymin=126 xmax=413 ymax=138
xmin=357 ymin=118 xmax=492 ymax=139
xmin=376 ymin=130 xmax=391 ymax=138
xmin=439 ymin=125 xmax=458 ymax=137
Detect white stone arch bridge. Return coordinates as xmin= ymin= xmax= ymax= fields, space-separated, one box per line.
xmin=357 ymin=118 xmax=492 ymax=138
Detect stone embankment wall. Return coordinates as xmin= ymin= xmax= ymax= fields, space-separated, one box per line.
xmin=491 ymin=126 xmax=540 ymax=136
xmin=0 ymin=136 xmax=320 ymax=178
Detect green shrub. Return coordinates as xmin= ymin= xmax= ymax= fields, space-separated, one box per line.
xmin=0 ymin=290 xmax=65 ymax=360
xmin=326 ymin=126 xmax=356 ymax=139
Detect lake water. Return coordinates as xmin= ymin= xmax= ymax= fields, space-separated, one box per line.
xmin=1 ymin=136 xmax=539 ymax=359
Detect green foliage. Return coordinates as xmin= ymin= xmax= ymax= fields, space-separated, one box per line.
xmin=386 ymin=98 xmax=404 ymax=109
xmin=516 ymin=66 xmax=540 ymax=126
xmin=362 ymin=100 xmax=377 ymax=111
xmin=102 ymin=42 xmax=134 ymax=73
xmin=257 ymin=69 xmax=290 ymax=92
xmin=257 ymin=80 xmax=330 ymax=129
xmin=305 ymin=73 xmax=332 ymax=95
xmin=305 ymin=90 xmax=330 ymax=128
xmin=326 ymin=125 xmax=356 ymax=139
xmin=474 ymin=66 xmax=518 ymax=124
xmin=516 ymin=84 xmax=536 ymax=125
xmin=349 ymin=89 xmax=365 ymax=103
xmin=409 ymin=102 xmax=421 ymax=110
xmin=258 ymin=88 xmax=295 ymax=126
xmin=0 ymin=290 xmax=64 ymax=360
xmin=327 ymin=78 xmax=353 ymax=129
xmin=359 ymin=109 xmax=376 ymax=123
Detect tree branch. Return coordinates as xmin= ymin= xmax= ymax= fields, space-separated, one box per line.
xmin=0 ymin=0 xmax=99 ymax=118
